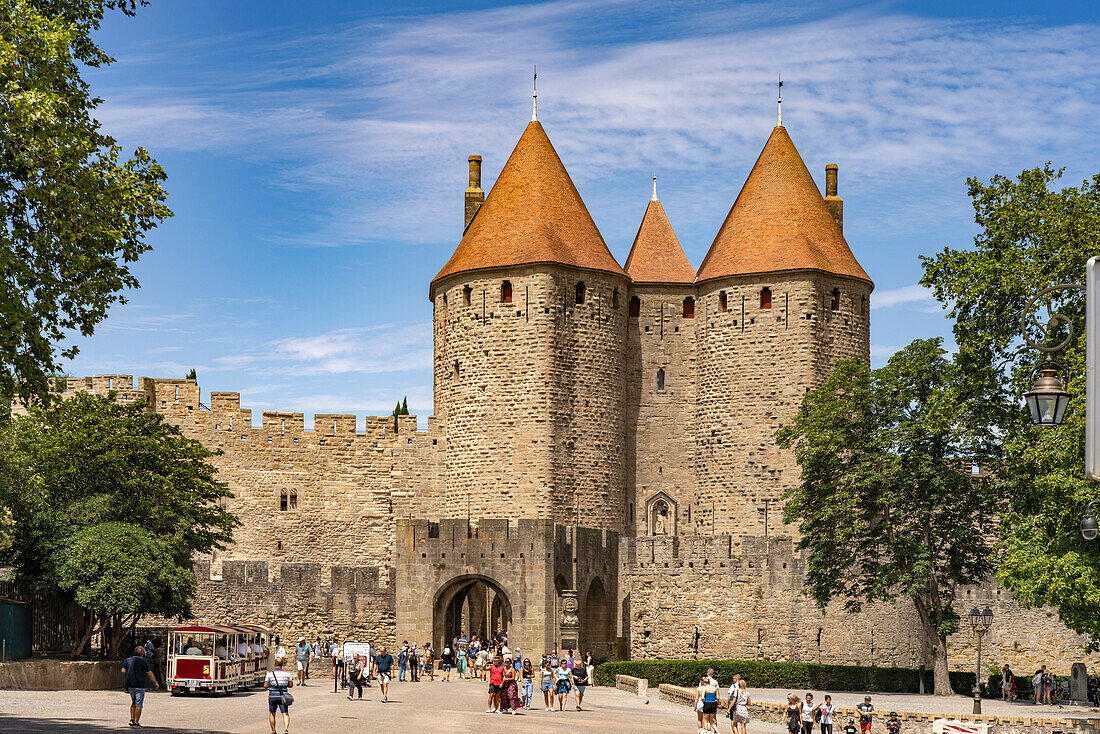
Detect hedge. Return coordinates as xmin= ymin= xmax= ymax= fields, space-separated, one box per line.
xmin=595 ymin=659 xmax=975 ymax=695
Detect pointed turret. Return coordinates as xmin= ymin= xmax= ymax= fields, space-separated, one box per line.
xmin=623 ymin=178 xmax=695 ymax=284
xmin=695 ymin=125 xmax=870 ymax=285
xmin=432 ymin=121 xmax=625 ymax=290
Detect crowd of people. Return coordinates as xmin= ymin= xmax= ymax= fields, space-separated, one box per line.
xmin=781 ymin=692 xmax=899 ymax=734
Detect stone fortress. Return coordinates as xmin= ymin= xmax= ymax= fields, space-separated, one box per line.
xmin=64 ymin=100 xmax=1098 ymax=673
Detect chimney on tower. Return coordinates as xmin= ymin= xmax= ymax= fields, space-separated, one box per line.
xmin=824 ymin=163 xmax=842 ymax=233
xmin=465 ymin=155 xmax=484 ymax=231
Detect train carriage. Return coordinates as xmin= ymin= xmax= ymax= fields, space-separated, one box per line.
xmin=167 ymin=625 xmax=242 ymax=694
xmin=233 ymin=623 xmax=273 ymax=688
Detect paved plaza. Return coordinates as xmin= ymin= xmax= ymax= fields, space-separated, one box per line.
xmin=3 ymin=675 xmax=1098 ymax=733
xmin=0 ymin=678 xmax=784 ymax=734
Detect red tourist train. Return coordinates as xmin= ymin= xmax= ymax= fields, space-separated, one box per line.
xmin=167 ymin=623 xmax=273 ymax=694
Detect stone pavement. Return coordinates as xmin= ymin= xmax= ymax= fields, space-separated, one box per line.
xmin=0 ymin=677 xmax=789 ymax=733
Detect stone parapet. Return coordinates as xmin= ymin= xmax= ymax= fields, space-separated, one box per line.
xmin=0 ymin=659 xmax=123 ymax=690
xmin=615 ymin=673 xmax=648 ymax=697
xmin=658 ymin=684 xmax=1100 ymax=734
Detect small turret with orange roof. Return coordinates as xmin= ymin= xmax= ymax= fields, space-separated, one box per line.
xmin=623 ymin=177 xmax=695 ymax=285
xmin=431 ymin=77 xmax=624 ymax=295
xmin=695 ymin=100 xmax=871 ymax=288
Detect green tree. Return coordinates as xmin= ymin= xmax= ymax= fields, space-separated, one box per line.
xmin=921 ymin=165 xmax=1100 ymax=643
xmin=776 ymin=340 xmax=998 ymax=695
xmin=0 ymin=0 xmax=171 ymax=407
xmin=0 ymin=391 xmax=238 ymax=657
xmin=185 ymin=368 xmax=197 ymax=380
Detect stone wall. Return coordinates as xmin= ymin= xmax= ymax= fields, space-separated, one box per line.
xmin=181 ymin=559 xmax=395 ymax=644
xmin=620 ymin=534 xmax=1100 ymax=676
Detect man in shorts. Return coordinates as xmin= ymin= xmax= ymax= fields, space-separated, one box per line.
xmin=122 ymin=645 xmax=158 ymax=728
xmin=373 ymin=645 xmax=395 ymax=703
xmin=487 ymin=655 xmax=505 ymax=713
xmin=856 ymin=696 xmax=874 ymax=732
xmin=294 ymin=637 xmax=310 ymax=686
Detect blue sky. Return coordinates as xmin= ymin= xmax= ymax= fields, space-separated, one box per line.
xmin=67 ymin=0 xmax=1100 ymax=427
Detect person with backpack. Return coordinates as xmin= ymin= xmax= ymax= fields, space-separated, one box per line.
xmin=856 ymin=696 xmax=874 ymax=733
xmin=264 ymin=656 xmax=294 ymax=734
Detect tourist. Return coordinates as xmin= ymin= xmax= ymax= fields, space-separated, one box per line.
xmin=274 ymin=637 xmax=286 ymax=660
xmin=457 ymin=640 xmax=468 ymax=679
xmin=373 ymin=645 xmax=395 ymax=703
xmin=540 ymin=658 xmax=555 ymax=710
xmin=572 ymin=657 xmax=590 ymax=711
xmin=885 ymin=711 xmax=901 ymax=734
xmin=856 ymin=696 xmax=874 ymax=733
xmin=441 ymin=645 xmax=454 ymax=681
xmin=513 ymin=647 xmax=522 ymax=672
xmin=398 ymin=645 xmax=408 ymax=681
xmin=264 ymin=656 xmax=294 ymax=734
xmin=477 ymin=645 xmax=490 ymax=681
xmin=585 ymin=650 xmax=595 ymax=684
xmin=697 ymin=675 xmax=720 ymax=734
xmin=555 ymin=657 xmax=572 ymax=711
xmin=565 ymin=648 xmax=575 ymax=671
xmin=346 ymin=653 xmax=363 ymax=700
xmin=122 ymin=644 xmax=158 ymax=728
xmin=725 ymin=673 xmax=743 ymax=731
xmin=801 ymin=692 xmax=815 ymax=734
xmin=817 ymin=694 xmax=836 ymax=734
xmin=785 ymin=694 xmax=802 ymax=734
xmin=409 ymin=645 xmax=420 ymax=682
xmin=422 ymin=643 xmax=435 ymax=681
xmin=1001 ymin=664 xmax=1015 ymax=702
xmin=520 ymin=658 xmax=535 ymax=709
xmin=310 ymin=638 xmax=322 ymax=679
xmin=294 ymin=637 xmax=310 ymax=686
xmin=729 ymin=679 xmax=750 ymax=734
xmin=843 ymin=717 xmax=858 ymax=734
xmin=549 ymin=649 xmax=560 ymax=669
xmin=501 ymin=656 xmax=522 ymax=713
xmin=486 ymin=655 xmax=505 ymax=713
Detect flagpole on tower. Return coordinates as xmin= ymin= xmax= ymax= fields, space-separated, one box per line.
xmin=777 ymin=74 xmax=783 ymax=127
xmin=532 ymin=66 xmax=538 ymax=122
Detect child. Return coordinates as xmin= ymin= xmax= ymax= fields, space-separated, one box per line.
xmin=856 ymin=696 xmax=874 ymax=732
xmin=885 ymin=712 xmax=901 ymax=734
xmin=843 ymin=718 xmax=858 ymax=734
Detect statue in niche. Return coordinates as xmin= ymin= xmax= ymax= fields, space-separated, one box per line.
xmin=654 ymin=501 xmax=668 ymax=535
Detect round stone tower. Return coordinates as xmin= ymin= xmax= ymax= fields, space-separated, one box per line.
xmin=430 ymin=117 xmax=629 ymax=531
xmin=692 ymin=123 xmax=872 ymax=541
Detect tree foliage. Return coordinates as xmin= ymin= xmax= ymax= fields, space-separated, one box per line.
xmin=921 ymin=165 xmax=1100 ymax=644
xmin=0 ymin=392 xmax=238 ymax=657
xmin=776 ymin=340 xmax=999 ymax=695
xmin=0 ymin=0 xmax=171 ymax=406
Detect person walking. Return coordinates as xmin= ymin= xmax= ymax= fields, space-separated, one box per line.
xmin=457 ymin=643 xmax=468 ymax=679
xmin=572 ymin=660 xmax=590 ymax=711
xmin=697 ymin=675 xmax=720 ymax=734
xmin=501 ymin=656 xmax=522 ymax=713
xmin=800 ymin=692 xmax=816 ymax=734
xmin=294 ymin=637 xmax=310 ymax=686
xmin=441 ymin=645 xmax=454 ymax=681
xmin=856 ymin=696 xmax=874 ymax=733
xmin=585 ymin=650 xmax=595 ymax=686
xmin=409 ymin=645 xmax=420 ymax=682
xmin=817 ymin=694 xmax=836 ymax=734
xmin=477 ymin=646 xmax=489 ymax=681
xmin=122 ymin=645 xmax=158 ymax=728
xmin=422 ymin=643 xmax=435 ymax=681
xmin=540 ymin=658 xmax=555 ymax=710
xmin=1001 ymin=664 xmax=1015 ymax=702
xmin=264 ymin=656 xmax=294 ymax=734
xmin=398 ymin=645 xmax=408 ymax=682
xmin=373 ymin=646 xmax=395 ymax=703
xmin=555 ymin=657 xmax=571 ymax=711
xmin=486 ymin=655 xmax=505 ymax=713
xmin=730 ymin=679 xmax=750 ymax=734
xmin=346 ymin=653 xmax=363 ymax=700
xmin=785 ymin=694 xmax=803 ymax=734
xmin=520 ymin=658 xmax=534 ymax=710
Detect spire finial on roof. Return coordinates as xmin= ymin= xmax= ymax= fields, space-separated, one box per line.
xmin=651 ymin=175 xmax=658 ymax=201
xmin=777 ymin=74 xmax=783 ymax=127
xmin=531 ymin=65 xmax=538 ymax=122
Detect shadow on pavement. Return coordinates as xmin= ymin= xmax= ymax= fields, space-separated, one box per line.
xmin=0 ymin=714 xmax=226 ymax=733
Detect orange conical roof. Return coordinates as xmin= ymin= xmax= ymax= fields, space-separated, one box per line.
xmin=432 ymin=121 xmax=625 ymax=287
xmin=624 ymin=197 xmax=695 ymax=284
xmin=696 ymin=125 xmax=871 ymax=284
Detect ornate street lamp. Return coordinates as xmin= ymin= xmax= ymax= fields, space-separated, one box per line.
xmin=1023 ymin=362 xmax=1072 ymax=427
xmin=968 ymin=606 xmax=993 ymax=714
xmin=1082 ymin=500 xmax=1099 ymax=541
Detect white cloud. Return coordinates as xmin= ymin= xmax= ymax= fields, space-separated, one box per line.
xmin=91 ymin=1 xmax=1100 ymax=249
xmin=268 ymin=324 xmax=432 ymax=375
xmin=872 ymin=284 xmax=934 ymax=309
xmin=870 ymin=344 xmax=903 ymax=360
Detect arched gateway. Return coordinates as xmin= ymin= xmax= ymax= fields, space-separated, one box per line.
xmin=433 ymin=575 xmax=512 ymax=649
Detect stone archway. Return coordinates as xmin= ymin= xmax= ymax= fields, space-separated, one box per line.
xmin=582 ymin=576 xmax=614 ymax=662
xmin=432 ymin=575 xmax=512 ymax=650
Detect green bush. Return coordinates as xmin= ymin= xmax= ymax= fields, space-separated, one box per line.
xmin=595 ymin=659 xmax=974 ymax=695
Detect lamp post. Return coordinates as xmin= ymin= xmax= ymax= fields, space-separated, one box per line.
xmin=969 ymin=606 xmax=993 ymax=714
xmin=1082 ymin=500 xmax=1099 ymax=541
xmin=1023 ymin=362 xmax=1072 ymax=427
